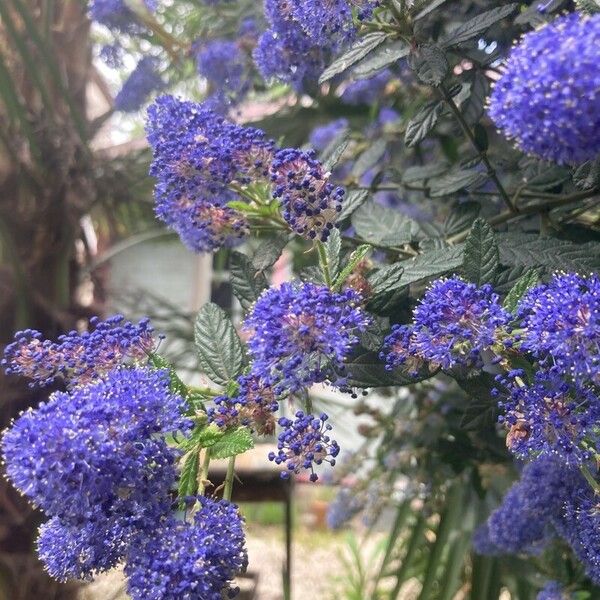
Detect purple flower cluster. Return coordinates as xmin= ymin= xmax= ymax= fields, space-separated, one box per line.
xmin=269 ymin=412 xmax=339 ymax=481
xmin=488 ymin=13 xmax=600 ymax=165
xmin=2 ymin=367 xmax=188 ymax=580
xmin=537 ymin=582 xmax=571 ymax=600
xmin=195 ymin=39 xmax=249 ymax=100
xmin=270 ymin=149 xmax=344 ymax=241
xmin=2 ymin=314 xmax=155 ymax=387
xmin=114 ymin=57 xmax=164 ymax=113
xmin=326 ymin=486 xmax=365 ymax=529
xmin=381 ymin=278 xmax=509 ymax=373
xmin=516 ymin=272 xmax=600 ymax=385
xmin=146 ymin=95 xmax=274 ymax=252
xmin=497 ymin=369 xmax=600 ymax=465
xmin=341 ymin=69 xmax=393 ymax=105
xmin=125 ymin=497 xmax=247 ymax=600
xmin=243 ymin=282 xmax=370 ymax=393
xmin=309 ymin=118 xmax=348 ymax=151
xmin=90 ymin=0 xmax=156 ymax=34
xmin=208 ymin=374 xmax=280 ymax=435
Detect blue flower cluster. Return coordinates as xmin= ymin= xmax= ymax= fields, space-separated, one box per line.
xmin=114 ymin=57 xmax=164 ymax=113
xmin=271 ymin=148 xmax=344 ymax=241
xmin=341 ymin=70 xmax=393 ymax=106
xmin=125 ymin=497 xmax=247 ymax=600
xmin=90 ymin=0 xmax=156 ymax=34
xmin=537 ymin=581 xmax=572 ymax=600
xmin=2 ymin=367 xmax=188 ymax=580
xmin=2 ymin=314 xmax=155 ymax=387
xmin=208 ymin=373 xmax=280 ymax=435
xmin=488 ymin=13 xmax=600 ymax=165
xmin=475 ymin=456 xmax=600 ymax=585
xmin=381 ymin=278 xmax=509 ymax=373
xmin=326 ymin=486 xmax=366 ymax=529
xmin=309 ymin=118 xmax=348 ymax=152
xmin=269 ymin=412 xmax=340 ymax=481
xmin=244 ymin=281 xmax=370 ymax=393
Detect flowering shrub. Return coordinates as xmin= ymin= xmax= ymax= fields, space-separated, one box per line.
xmin=3 ymin=0 xmax=600 ymax=598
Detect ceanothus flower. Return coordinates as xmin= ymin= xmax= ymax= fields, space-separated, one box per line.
xmin=309 ymin=118 xmax=348 ymax=152
xmin=270 ymin=148 xmax=344 ymax=241
xmin=243 ymin=282 xmax=370 ymax=393
xmin=341 ymin=69 xmax=393 ymax=105
xmin=89 ymin=0 xmax=156 ymax=34
xmin=409 ymin=278 xmax=509 ymax=370
xmin=488 ymin=13 xmax=600 ymax=165
xmin=537 ymin=582 xmax=572 ymax=600
xmin=114 ymin=57 xmax=164 ymax=113
xmin=125 ymin=497 xmax=247 ymax=600
xmin=195 ymin=39 xmax=249 ymax=99
xmin=497 ymin=368 xmax=600 ymax=465
xmin=516 ymin=272 xmax=600 ymax=385
xmin=1 ymin=367 xmax=188 ymax=521
xmin=208 ymin=373 xmax=280 ymax=435
xmin=327 ymin=486 xmax=365 ymax=529
xmin=290 ymin=0 xmax=355 ymax=46
xmin=268 ymin=411 xmax=339 ymax=481
xmin=380 ymin=324 xmax=426 ymax=376
xmin=2 ymin=314 xmax=155 ymax=387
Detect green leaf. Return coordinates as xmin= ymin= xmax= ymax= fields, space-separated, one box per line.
xmin=456 ymin=373 xmax=498 ymax=430
xmin=462 ymin=218 xmax=499 ymax=286
xmin=148 ymin=354 xmax=189 ymax=398
xmin=178 ymin=450 xmax=200 ymax=499
xmin=359 ymin=316 xmax=390 ymax=351
xmin=210 ymin=427 xmax=254 ymax=459
xmin=322 ymin=129 xmax=350 ymax=172
xmin=352 ymin=201 xmax=415 ymax=246
xmin=400 ymin=245 xmax=464 ymax=286
xmin=324 ymin=228 xmax=342 ymax=281
xmin=368 ymin=263 xmax=405 ymax=295
xmin=389 ymin=516 xmax=427 ymax=599
xmin=319 ymin=32 xmax=388 ymax=83
xmin=401 ymin=163 xmax=449 ymax=184
xmin=405 ymin=100 xmax=443 ymax=147
xmin=251 ymin=235 xmax=290 ymax=271
xmin=367 ymin=286 xmax=408 ymax=317
xmin=503 ymin=269 xmax=540 ymax=313
xmin=444 ymin=201 xmax=481 ymax=236
xmin=352 ymin=39 xmax=410 ymax=79
xmin=180 ymin=424 xmax=225 ymax=452
xmin=441 ymin=4 xmax=519 ymax=48
xmin=342 ymin=349 xmax=426 ymax=387
xmin=333 ymin=244 xmax=371 ymax=290
xmin=573 ymin=156 xmax=600 ymax=190
xmin=337 ymin=189 xmax=369 ymax=222
xmin=429 ymin=170 xmax=488 ymax=197
xmin=460 ymin=71 xmax=488 ymax=125
xmin=576 ymin=0 xmax=600 ymax=14
xmin=351 ymin=138 xmax=388 ymax=178
xmin=194 ymin=303 xmax=244 ymax=385
xmin=408 ymin=44 xmax=448 ymax=87
xmin=230 ymin=251 xmax=268 ymax=309
xmin=413 ymin=0 xmax=450 ymax=20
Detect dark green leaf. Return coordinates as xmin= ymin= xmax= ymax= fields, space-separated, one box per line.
xmin=575 ymin=0 xmax=600 ymax=14
xmin=324 ymin=228 xmax=342 ymax=281
xmin=405 ymin=100 xmax=443 ymax=147
xmin=462 ymin=218 xmax=498 ymax=286
xmin=441 ymin=4 xmax=519 ymax=47
xmin=503 ymin=269 xmax=540 ymax=313
xmin=429 ymin=170 xmax=488 ymax=197
xmin=413 ymin=0 xmax=450 ymax=20
xmin=367 ymin=286 xmax=409 ymax=316
xmin=402 ymin=163 xmax=449 ymax=184
xmin=178 ymin=450 xmax=200 ymax=499
xmin=359 ymin=316 xmax=390 ymax=351
xmin=333 ymin=244 xmax=371 ymax=289
xmin=573 ymin=157 xmax=600 ymax=190
xmin=194 ymin=303 xmax=244 ymax=385
xmin=342 ymin=349 xmax=426 ymax=387
xmin=251 ymin=235 xmax=289 ymax=271
xmin=322 ymin=129 xmax=350 ymax=172
xmin=368 ymin=263 xmax=405 ymax=295
xmin=457 ymin=373 xmax=498 ymax=430
xmin=210 ymin=427 xmax=254 ymax=459
xmin=400 ymin=245 xmax=464 ymax=286
xmin=352 ymin=201 xmax=414 ymax=246
xmin=353 ymin=39 xmax=410 ymax=79
xmin=337 ymin=189 xmax=370 ymax=222
xmin=495 ymin=264 xmax=537 ymax=294
xmin=352 ymin=138 xmax=388 ymax=177
xmin=460 ymin=72 xmax=488 ymax=125
xmin=181 ymin=424 xmax=225 ymax=452
xmin=444 ymin=201 xmax=481 ymax=236
xmin=408 ymin=44 xmax=448 ymax=87
xmin=319 ymin=32 xmax=388 ymax=83
xmin=230 ymin=251 xmax=268 ymax=309
xmin=520 ymin=159 xmax=570 ymax=190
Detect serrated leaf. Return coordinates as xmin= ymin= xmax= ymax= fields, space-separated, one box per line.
xmin=367 ymin=285 xmax=408 ymax=316
xmin=495 ymin=264 xmax=537 ymax=293
xmin=148 ymin=353 xmax=189 ymax=398
xmin=359 ymin=317 xmax=390 ymax=351
xmin=456 ymin=373 xmax=498 ymax=430
xmin=322 ymin=129 xmax=350 ymax=172
xmin=408 ymin=44 xmax=448 ymax=86
xmin=413 ymin=0 xmax=450 ymax=20
xmin=497 ymin=234 xmax=600 ymax=272
xmin=181 ymin=424 xmax=225 ymax=452
xmin=341 ymin=349 xmax=428 ymax=387
xmin=352 ymin=39 xmax=410 ymax=78
xmin=405 ymin=100 xmax=443 ymax=147
xmin=576 ymin=0 xmax=600 ymax=14
xmin=210 ymin=427 xmax=254 ymax=459
xmin=444 ymin=201 xmax=481 ymax=236
xmin=352 ymin=201 xmax=414 ymax=246
xmin=333 ymin=244 xmax=371 ymax=290
xmin=402 ymin=162 xmax=449 ymax=184
xmin=462 ymin=218 xmax=498 ymax=286
xmin=573 ymin=157 xmax=600 ymax=190
xmin=429 ymin=170 xmax=488 ymax=197
xmin=520 ymin=159 xmax=570 ymax=190
xmin=503 ymin=269 xmax=540 ymax=314
xmin=352 ymin=138 xmax=388 ymax=177
xmin=252 ymin=235 xmax=289 ymax=271
xmin=400 ymin=245 xmax=464 ymax=286
xmin=441 ymin=4 xmax=519 ymax=47
xmin=319 ymin=32 xmax=388 ymax=83
xmin=337 ymin=189 xmax=369 ymax=222
xmin=368 ymin=263 xmax=405 ymax=295
xmin=194 ymin=303 xmax=244 ymax=385
xmin=178 ymin=450 xmax=200 ymax=499
xmin=230 ymin=251 xmax=268 ymax=309
xmin=324 ymin=228 xmax=342 ymax=281
xmin=460 ymin=71 xmax=488 ymax=125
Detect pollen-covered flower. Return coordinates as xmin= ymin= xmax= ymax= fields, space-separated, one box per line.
xmin=243 ymin=282 xmax=370 ymax=393
xmin=2 ymin=314 xmax=155 ymax=387
xmin=208 ymin=374 xmax=280 ymax=435
xmin=2 ymin=367 xmax=187 ymax=521
xmin=488 ymin=13 xmax=600 ymax=165
xmin=114 ymin=57 xmax=164 ymax=113
xmin=270 ymin=148 xmax=344 ymax=241
xmin=269 ymin=411 xmax=340 ymax=481
xmin=516 ymin=272 xmax=600 ymax=385
xmin=409 ymin=278 xmax=509 ymax=370
xmin=125 ymin=497 xmax=247 ymax=600
xmin=498 ymin=368 xmax=600 ymax=464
